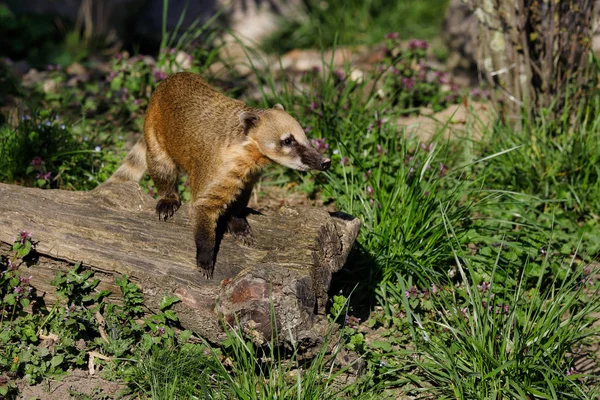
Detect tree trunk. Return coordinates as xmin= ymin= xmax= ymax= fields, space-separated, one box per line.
xmin=0 ymin=182 xmax=360 ymax=350
xmin=466 ymin=0 xmax=597 ymax=126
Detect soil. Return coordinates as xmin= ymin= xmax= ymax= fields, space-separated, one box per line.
xmin=16 ymin=369 xmax=127 ymax=400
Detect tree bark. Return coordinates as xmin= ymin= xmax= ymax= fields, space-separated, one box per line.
xmin=0 ymin=182 xmax=360 ymax=349
xmin=465 ymin=0 xmax=597 ymax=126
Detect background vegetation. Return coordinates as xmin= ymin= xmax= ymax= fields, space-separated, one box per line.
xmin=1 ymin=0 xmax=599 ymax=398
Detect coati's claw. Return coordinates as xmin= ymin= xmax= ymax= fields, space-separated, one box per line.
xmin=156 ymin=198 xmax=181 ymax=221
xmin=195 ymin=234 xmax=215 ymax=279
xmin=196 ymin=253 xmax=215 ymax=279
xmin=227 ymin=217 xmax=255 ymax=246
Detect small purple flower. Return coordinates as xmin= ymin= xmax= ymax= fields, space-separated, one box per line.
xmin=420 ymin=143 xmax=433 ymax=152
xmin=408 ymin=39 xmax=429 ymax=50
xmin=158 ymin=326 xmax=166 ymax=335
xmin=376 ymin=144 xmax=383 ymax=155
xmin=366 ymin=186 xmax=374 ymax=196
xmin=539 ymin=247 xmax=547 ymax=256
xmin=439 ymin=162 xmax=449 ymax=177
xmin=341 ymin=157 xmax=349 ymax=166
xmin=566 ymin=367 xmax=578 ymax=376
xmin=431 ymin=284 xmax=438 ymax=295
xmin=460 ymin=307 xmax=468 ymax=318
xmin=153 ymin=69 xmax=168 ymax=81
xmin=44 ymin=121 xmax=51 ymax=127
xmin=60 ymin=124 xmax=66 ymax=130
xmin=31 ymin=157 xmax=43 ymax=166
xmin=436 ymin=71 xmax=450 ymax=84
xmin=311 ymin=138 xmax=329 ymax=153
xmin=333 ymin=69 xmax=346 ymax=81
xmin=477 ymin=281 xmax=490 ymax=293
xmin=384 ymin=32 xmax=399 ymax=40
xmin=106 ymin=71 xmax=117 ymax=82
xmin=13 ymin=286 xmax=22 ymax=294
xmin=19 ymin=231 xmax=32 ymax=244
xmin=303 ymin=125 xmax=312 ymax=134
xmin=309 ymin=101 xmax=318 ymax=111
xmin=401 ymin=77 xmax=415 ymax=91
xmin=405 ymin=286 xmax=418 ymax=299
xmin=21 ymin=115 xmax=30 ymax=121
xmin=115 ymin=53 xmax=123 ymax=61
xmin=36 ymin=171 xmax=52 ymax=181
xmin=132 ymin=99 xmax=141 ymax=106
xmin=503 ymin=304 xmax=509 ymax=314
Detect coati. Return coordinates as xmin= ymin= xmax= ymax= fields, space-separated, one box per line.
xmin=106 ymin=72 xmax=331 ymax=279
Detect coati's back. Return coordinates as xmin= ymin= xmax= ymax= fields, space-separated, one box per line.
xmin=144 ymin=72 xmax=251 ymax=177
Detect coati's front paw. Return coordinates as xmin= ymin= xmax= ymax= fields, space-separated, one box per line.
xmin=227 ymin=217 xmax=255 ymax=246
xmin=196 ymin=255 xmax=215 ymax=279
xmin=156 ymin=198 xmax=181 ymax=221
xmin=195 ymin=236 xmax=215 ymax=279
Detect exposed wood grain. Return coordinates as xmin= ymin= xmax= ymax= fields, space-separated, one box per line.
xmin=0 ymin=182 xmax=360 ymax=348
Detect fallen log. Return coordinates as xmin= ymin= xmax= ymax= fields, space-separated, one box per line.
xmin=0 ymin=182 xmax=360 ymax=349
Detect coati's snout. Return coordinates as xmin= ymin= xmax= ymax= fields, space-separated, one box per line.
xmin=240 ymin=106 xmax=332 ymax=172
xmin=298 ymin=145 xmax=331 ymax=171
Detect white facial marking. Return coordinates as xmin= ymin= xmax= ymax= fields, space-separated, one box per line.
xmin=268 ymin=154 xmax=310 ymax=171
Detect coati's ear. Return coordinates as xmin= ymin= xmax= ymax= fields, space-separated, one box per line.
xmin=273 ymin=103 xmax=285 ymax=111
xmin=239 ymin=111 xmax=260 ymax=131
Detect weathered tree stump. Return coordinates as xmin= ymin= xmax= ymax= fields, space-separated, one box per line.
xmin=0 ymin=182 xmax=360 ymax=349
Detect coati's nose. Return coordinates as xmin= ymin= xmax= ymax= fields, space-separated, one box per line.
xmin=320 ymin=158 xmax=331 ymax=171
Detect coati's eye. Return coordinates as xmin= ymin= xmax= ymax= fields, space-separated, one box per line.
xmin=281 ymin=136 xmax=295 ymax=146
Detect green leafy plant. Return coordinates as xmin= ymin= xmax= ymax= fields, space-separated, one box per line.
xmin=380 ymin=34 xmax=469 ymax=112
xmin=262 ymin=0 xmax=449 ymax=54
xmin=0 ymin=110 xmax=116 ymax=189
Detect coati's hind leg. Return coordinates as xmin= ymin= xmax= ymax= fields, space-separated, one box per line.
xmin=223 ymin=185 xmax=254 ymax=246
xmin=146 ymin=140 xmax=181 ymax=221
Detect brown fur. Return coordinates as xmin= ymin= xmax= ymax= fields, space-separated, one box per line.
xmin=105 ymin=72 xmax=330 ymax=278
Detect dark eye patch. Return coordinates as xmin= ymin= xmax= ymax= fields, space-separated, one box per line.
xmin=281 ymin=136 xmax=295 ymax=146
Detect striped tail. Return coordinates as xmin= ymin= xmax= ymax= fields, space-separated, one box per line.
xmin=104 ymin=138 xmax=148 ymax=184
